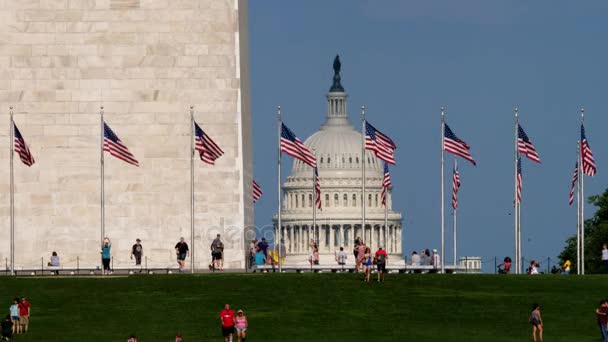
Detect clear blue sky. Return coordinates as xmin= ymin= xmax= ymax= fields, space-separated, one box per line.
xmin=248 ymin=0 xmax=608 ymax=268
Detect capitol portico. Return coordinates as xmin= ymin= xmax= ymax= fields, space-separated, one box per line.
xmin=274 ymin=57 xmax=403 ymax=264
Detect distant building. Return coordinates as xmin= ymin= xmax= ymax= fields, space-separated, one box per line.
xmin=458 ymin=257 xmax=482 ymax=273
xmin=274 ymin=57 xmax=403 ymax=264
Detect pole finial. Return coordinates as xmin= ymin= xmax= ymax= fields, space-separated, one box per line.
xmin=361 ymin=106 xmax=366 ymax=121
xmin=100 ymin=106 xmax=104 ymax=111
xmin=9 ymin=106 xmax=13 ymax=110
xmin=190 ymin=105 xmax=194 ymax=110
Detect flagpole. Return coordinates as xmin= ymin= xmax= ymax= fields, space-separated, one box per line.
xmin=312 ymin=151 xmax=317 ymax=248
xmin=190 ymin=106 xmax=195 ymax=273
xmin=277 ymin=106 xmax=283 ymax=273
xmin=384 ymin=186 xmax=389 ymax=251
xmin=9 ymin=107 xmax=14 ymax=275
xmin=453 ymin=159 xmax=457 ymax=268
xmin=361 ymin=106 xmax=366 ymax=245
xmin=576 ymin=141 xmax=581 ymax=275
xmin=440 ymin=107 xmax=445 ymax=274
xmin=580 ymin=108 xmax=585 ymax=275
xmin=100 ymin=106 xmax=105 ymax=246
xmin=513 ymin=107 xmax=519 ymax=274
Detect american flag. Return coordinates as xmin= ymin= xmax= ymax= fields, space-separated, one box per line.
xmin=253 ymin=179 xmax=263 ymax=203
xmin=194 ymin=121 xmax=224 ymax=165
xmin=281 ymin=123 xmax=317 ymax=168
xmin=13 ymin=123 xmax=35 ymax=167
xmin=517 ymin=157 xmax=522 ymax=203
xmin=444 ymin=123 xmax=476 ymax=166
xmin=365 ymin=121 xmax=396 ymax=165
xmin=518 ymin=124 xmax=541 ymax=163
xmin=452 ymin=163 xmax=460 ymax=210
xmin=381 ymin=163 xmax=392 ymax=207
xmin=581 ymin=124 xmax=596 ymax=176
xmin=568 ymin=162 xmax=578 ymax=206
xmin=314 ymin=167 xmax=321 ymax=210
xmin=103 ymin=122 xmax=139 ymax=166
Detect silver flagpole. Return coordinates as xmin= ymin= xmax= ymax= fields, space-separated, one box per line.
xmin=440 ymin=107 xmax=445 ymax=273
xmin=576 ymin=141 xmax=581 ymax=274
xmin=9 ymin=107 xmax=14 ymax=275
xmin=277 ymin=106 xmax=282 ymax=273
xmin=361 ymin=106 xmax=366 ymax=246
xmin=312 ymin=151 xmax=317 ymax=248
xmin=513 ymin=107 xmax=519 ymax=274
xmin=580 ymin=108 xmax=585 ymax=275
xmin=453 ymin=159 xmax=457 ymax=268
xmin=100 ymin=106 xmax=105 ymax=246
xmin=190 ymin=106 xmax=195 ymax=273
xmin=384 ymin=184 xmax=389 ymax=251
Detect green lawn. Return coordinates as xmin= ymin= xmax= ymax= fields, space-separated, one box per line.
xmin=0 ymin=273 xmax=604 ymax=341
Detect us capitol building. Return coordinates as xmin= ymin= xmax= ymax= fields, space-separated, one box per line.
xmin=274 ymin=57 xmax=403 ymax=264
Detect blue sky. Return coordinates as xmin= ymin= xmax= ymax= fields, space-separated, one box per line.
xmin=248 ymin=1 xmax=608 ymax=268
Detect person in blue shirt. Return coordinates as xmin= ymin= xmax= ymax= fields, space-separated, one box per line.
xmin=9 ymin=298 xmax=18 ymax=335
xmin=254 ymin=248 xmax=266 ymax=273
xmin=101 ymin=237 xmax=112 ymax=275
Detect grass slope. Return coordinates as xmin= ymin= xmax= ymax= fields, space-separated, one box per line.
xmin=0 ymin=274 xmax=603 ymax=341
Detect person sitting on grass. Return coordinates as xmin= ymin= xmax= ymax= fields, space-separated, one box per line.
xmin=9 ymin=299 xmax=18 ymax=335
xmin=1 ymin=315 xmax=12 ymax=341
xmin=529 ymin=303 xmax=543 ymax=342
xmin=362 ymin=247 xmax=372 ymax=282
xmin=235 ymin=309 xmax=248 ymax=342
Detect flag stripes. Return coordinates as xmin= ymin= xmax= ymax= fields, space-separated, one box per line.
xmin=381 ymin=163 xmax=392 ymax=207
xmin=568 ymin=162 xmax=578 ymax=206
xmin=314 ymin=167 xmax=321 ymax=210
xmin=365 ymin=121 xmax=396 ymax=165
xmin=517 ymin=124 xmax=541 ymax=163
xmin=253 ymin=180 xmax=263 ymax=203
xmin=452 ymin=164 xmax=460 ymax=210
xmin=13 ymin=123 xmax=35 ymax=167
xmin=103 ymin=122 xmax=139 ymax=166
xmin=581 ymin=124 xmax=596 ymax=176
xmin=280 ymin=123 xmax=317 ymax=167
xmin=517 ymin=157 xmax=522 ymax=203
xmin=444 ymin=123 xmax=476 ymax=166
xmin=194 ymin=121 xmax=224 ymax=165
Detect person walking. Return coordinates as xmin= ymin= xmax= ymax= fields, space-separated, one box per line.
xmin=335 ymin=247 xmax=347 ymax=271
xmin=602 ymin=244 xmax=608 ymax=273
xmin=529 ymin=303 xmax=543 ymax=342
xmin=211 ymin=234 xmax=224 ymax=271
xmin=9 ymin=299 xmax=18 ymax=335
xmin=101 ymin=238 xmax=112 ymax=275
xmin=596 ymin=300 xmax=608 ymax=342
xmin=18 ymin=296 xmax=30 ymax=334
xmin=362 ymin=247 xmax=372 ymax=282
xmin=235 ymin=309 xmax=248 ymax=342
xmin=375 ymin=244 xmax=388 ymax=282
xmin=220 ymin=304 xmax=235 ymax=342
xmin=356 ymin=242 xmax=366 ymax=273
xmin=175 ymin=237 xmax=190 ymax=272
xmin=131 ymin=238 xmax=143 ymax=272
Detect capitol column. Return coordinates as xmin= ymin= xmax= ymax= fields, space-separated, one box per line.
xmin=329 ymin=225 xmax=335 ymax=252
xmin=339 ymin=225 xmax=344 ymax=247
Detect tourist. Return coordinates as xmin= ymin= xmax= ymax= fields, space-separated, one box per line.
xmin=356 ymin=242 xmax=366 ymax=272
xmin=175 ymin=333 xmax=183 ymax=342
xmin=211 ymin=234 xmax=224 ymax=271
xmin=602 ymin=244 xmax=608 ymax=272
xmin=335 ymin=246 xmax=347 ymax=271
xmin=254 ymin=247 xmax=266 ymax=272
xmin=353 ymin=237 xmax=361 ymax=260
xmin=220 ymin=304 xmax=235 ymax=342
xmin=9 ymin=299 xmax=18 ymax=335
xmin=18 ymin=296 xmax=30 ymax=334
xmin=235 ymin=309 xmax=248 ymax=342
xmin=595 ymin=300 xmax=608 ymax=342
xmin=562 ymin=259 xmax=571 ymax=275
xmin=127 ymin=335 xmax=137 ymax=342
xmin=375 ymin=244 xmax=388 ymax=282
xmin=411 ymin=251 xmax=420 ymax=266
xmin=431 ymin=249 xmax=440 ymax=272
xmin=362 ymin=247 xmax=372 ymax=282
xmin=131 ymin=238 xmax=143 ymax=271
xmin=101 ymin=237 xmax=112 ymax=275
xmin=1 ymin=315 xmax=12 ymax=341
xmin=48 ymin=251 xmax=59 ymax=267
xmin=175 ymin=237 xmax=189 ymax=272
xmin=312 ymin=247 xmax=320 ymax=265
xmin=529 ymin=303 xmax=543 ymax=342
xmin=498 ymin=257 xmax=512 ymax=274
xmin=258 ymin=238 xmax=269 ymax=258
xmin=528 ymin=260 xmax=540 ymax=275
xmin=421 ymin=249 xmax=431 ymax=266
xmin=309 ymin=238 xmax=316 ymax=251
xmin=248 ymin=239 xmax=257 ymax=271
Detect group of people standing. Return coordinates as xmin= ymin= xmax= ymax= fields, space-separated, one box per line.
xmin=409 ymin=249 xmax=440 ymax=269
xmin=353 ymin=238 xmax=388 ymax=282
xmin=1 ymin=297 xmax=30 ymax=341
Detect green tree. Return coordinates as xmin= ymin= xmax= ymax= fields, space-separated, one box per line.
xmin=559 ymin=188 xmax=608 ymax=273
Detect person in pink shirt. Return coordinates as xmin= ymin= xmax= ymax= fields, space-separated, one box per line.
xmin=235 ymin=309 xmax=248 ymax=342
xmin=356 ymin=242 xmax=366 ymax=272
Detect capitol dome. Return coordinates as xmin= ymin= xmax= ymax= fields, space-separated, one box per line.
xmin=274 ymin=56 xmax=402 ymax=264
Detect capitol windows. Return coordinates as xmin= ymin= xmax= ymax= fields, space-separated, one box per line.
xmin=368 ymin=194 xmax=372 ymax=207
xmin=342 ymin=156 xmax=345 ymax=165
xmin=295 ymin=194 xmax=299 ymax=208
xmin=334 ymin=194 xmax=339 ymax=206
xmin=375 ymin=194 xmax=379 ymax=207
xmin=325 ymin=194 xmax=330 ymax=207
xmin=320 ymin=157 xmax=323 ymax=164
xmin=302 ymin=194 xmax=305 ymax=208
xmin=349 ymin=157 xmax=352 ymax=165
xmin=309 ymin=194 xmax=313 ymax=208
xmin=356 ymin=157 xmax=359 ymax=164
xmin=327 ymin=157 xmax=331 ymax=165
xmin=343 ymin=194 xmax=348 ymax=206
xmin=352 ymin=194 xmax=356 ymax=207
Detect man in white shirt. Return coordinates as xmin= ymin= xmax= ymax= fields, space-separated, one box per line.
xmin=432 ymin=249 xmax=440 ymax=272
xmin=602 ymin=244 xmax=608 ymax=272
xmin=335 ymin=247 xmax=347 ymax=271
